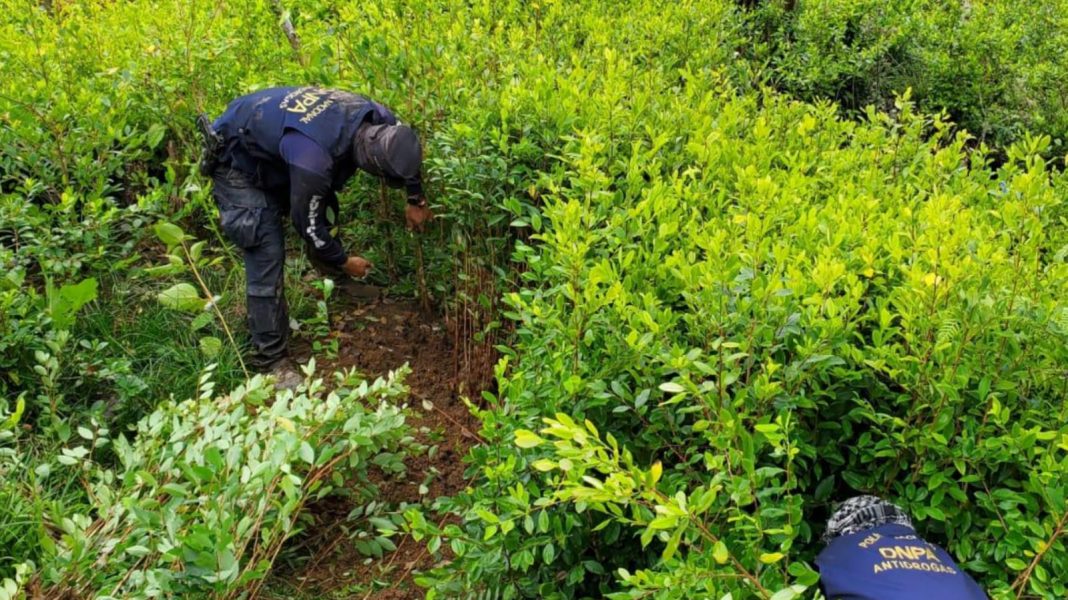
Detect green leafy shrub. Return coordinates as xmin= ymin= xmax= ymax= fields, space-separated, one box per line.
xmin=20 ymin=364 xmax=410 ymax=597
xmin=415 ymin=86 xmax=1067 ymax=598
xmin=1 ymin=0 xmax=1066 ymax=598
xmin=740 ymin=0 xmax=1068 ymax=153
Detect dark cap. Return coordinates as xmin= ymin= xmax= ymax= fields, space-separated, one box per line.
xmin=358 ymin=123 xmax=422 ymax=181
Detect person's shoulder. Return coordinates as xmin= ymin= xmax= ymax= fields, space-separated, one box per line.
xmin=817 ymin=530 xmax=862 ymax=563
xmin=818 ymin=524 xmax=914 ymax=559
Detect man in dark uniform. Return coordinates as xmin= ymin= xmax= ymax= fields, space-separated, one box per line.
xmin=202 ymin=86 xmax=432 ymax=387
xmin=817 ymin=496 xmax=987 ymax=599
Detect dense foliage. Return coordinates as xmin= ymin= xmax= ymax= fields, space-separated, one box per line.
xmin=1 ymin=0 xmax=1065 ymax=598
xmin=742 ymin=0 xmax=1068 ymax=152
xmin=2 ymin=365 xmax=410 ymax=598
xmin=418 ymin=95 xmax=1067 ymax=598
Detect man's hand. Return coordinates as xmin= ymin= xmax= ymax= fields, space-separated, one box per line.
xmin=342 ymin=256 xmax=373 ymax=278
xmin=405 ymin=200 xmax=433 ymax=233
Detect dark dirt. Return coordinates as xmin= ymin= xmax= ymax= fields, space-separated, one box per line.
xmin=275 ymin=295 xmax=484 ymax=599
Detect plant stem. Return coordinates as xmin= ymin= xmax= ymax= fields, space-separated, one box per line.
xmin=1012 ymin=509 xmax=1067 ymax=598
xmin=267 ymin=0 xmax=307 ymax=67
xmin=180 ymin=239 xmax=249 ymax=379
xmin=412 ymin=232 xmax=431 ymax=312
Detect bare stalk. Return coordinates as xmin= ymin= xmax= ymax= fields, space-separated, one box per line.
xmin=180 ymin=239 xmax=250 ymax=379
xmin=1012 ymin=509 xmax=1068 ymax=598
xmin=268 ymin=0 xmax=308 ymax=67
xmin=412 ymin=232 xmax=431 ymax=312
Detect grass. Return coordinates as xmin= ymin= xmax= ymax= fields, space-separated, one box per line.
xmin=67 ymin=230 xmax=335 ymax=422
xmin=73 ymin=272 xmax=247 ymax=419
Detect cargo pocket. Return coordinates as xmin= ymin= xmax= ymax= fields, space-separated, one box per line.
xmin=219 ymin=205 xmax=262 ymax=249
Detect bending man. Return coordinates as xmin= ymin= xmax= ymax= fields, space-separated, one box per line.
xmin=203 ymin=86 xmax=432 ymax=386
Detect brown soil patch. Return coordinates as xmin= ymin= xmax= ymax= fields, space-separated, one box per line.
xmin=272 ymin=296 xmax=484 ymax=599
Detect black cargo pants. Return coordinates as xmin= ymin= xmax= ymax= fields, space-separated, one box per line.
xmin=211 ymin=168 xmax=289 ymax=370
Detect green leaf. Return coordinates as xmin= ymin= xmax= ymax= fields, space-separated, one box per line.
xmin=788 ymin=561 xmax=820 ymax=586
xmin=299 ymin=441 xmax=315 ymax=465
xmin=48 ymin=277 xmax=98 ymax=329
xmin=814 ymin=475 xmax=835 ymax=502
xmin=155 ymin=221 xmax=187 ymax=246
xmin=125 ymin=545 xmax=151 ymax=557
xmin=659 ymin=382 xmax=685 ymax=394
xmin=59 ymin=278 xmax=98 ymax=307
xmin=190 ymin=311 xmax=214 ymax=331
xmin=475 ymin=508 xmax=499 ymax=524
xmin=369 ymin=517 xmax=395 ymax=532
xmin=542 ymin=543 xmax=555 ymax=564
xmin=713 ymin=540 xmax=729 ymax=565
xmin=145 ymin=123 xmax=167 ymax=149
xmin=663 ymin=525 xmax=684 ymax=561
xmin=584 ymin=560 xmax=605 ymax=575
xmin=769 ymin=587 xmax=801 ymax=600
xmin=189 ymin=240 xmax=206 ymax=262
xmin=649 ymin=461 xmax=663 ymax=484
xmin=648 ymin=515 xmax=677 ymax=530
xmin=3 ymin=396 xmax=25 ymax=430
xmin=1006 ymin=557 xmax=1028 ymax=570
xmin=161 ymin=483 xmax=188 ymax=497
xmin=158 ymin=283 xmax=203 ymax=312
xmin=514 ymin=429 xmax=544 ymax=448
xmin=532 ymin=459 xmax=556 ymax=471
xmin=199 ymin=336 xmax=222 ymax=358
xmin=759 ymin=552 xmax=784 ymax=564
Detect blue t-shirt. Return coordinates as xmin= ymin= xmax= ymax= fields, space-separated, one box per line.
xmin=816 ymin=524 xmax=987 ymax=600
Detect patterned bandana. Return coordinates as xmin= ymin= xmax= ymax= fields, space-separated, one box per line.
xmin=823 ymin=495 xmax=914 ymax=542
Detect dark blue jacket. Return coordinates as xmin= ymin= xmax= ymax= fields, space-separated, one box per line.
xmin=816 ymin=524 xmax=987 ymax=600
xmin=212 ymin=87 xmax=401 ymax=265
xmin=213 ymin=86 xmax=385 ymax=188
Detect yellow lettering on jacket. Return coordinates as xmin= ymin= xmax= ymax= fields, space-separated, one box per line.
xmin=284 ymin=90 xmax=324 ymax=115
xmin=858 ymin=532 xmax=882 ymax=549
xmin=877 ymin=545 xmax=943 ymax=562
